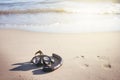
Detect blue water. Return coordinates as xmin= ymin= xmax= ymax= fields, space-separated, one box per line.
xmin=0 ymin=0 xmax=120 ymax=33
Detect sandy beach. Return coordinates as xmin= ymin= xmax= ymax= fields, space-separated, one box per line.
xmin=0 ymin=29 xmax=120 ymax=80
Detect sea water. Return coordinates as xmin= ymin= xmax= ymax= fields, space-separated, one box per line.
xmin=0 ymin=0 xmax=120 ymax=33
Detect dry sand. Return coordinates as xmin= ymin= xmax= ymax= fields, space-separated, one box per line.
xmin=0 ymin=29 xmax=120 ymax=80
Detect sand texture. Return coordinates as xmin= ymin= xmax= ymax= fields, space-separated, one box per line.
xmin=0 ymin=29 xmax=120 ymax=80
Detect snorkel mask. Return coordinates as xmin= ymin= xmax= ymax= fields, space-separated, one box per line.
xmin=31 ymin=50 xmax=62 ymax=72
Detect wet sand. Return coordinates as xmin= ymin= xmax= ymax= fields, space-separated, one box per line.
xmin=0 ymin=29 xmax=120 ymax=80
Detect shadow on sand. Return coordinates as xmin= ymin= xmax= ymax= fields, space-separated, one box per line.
xmin=10 ymin=62 xmax=50 ymax=75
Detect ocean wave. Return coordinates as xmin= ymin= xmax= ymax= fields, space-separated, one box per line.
xmin=0 ymin=8 xmax=120 ymax=15
xmin=0 ymin=8 xmax=69 ymax=15
xmin=0 ymin=1 xmax=120 ymax=15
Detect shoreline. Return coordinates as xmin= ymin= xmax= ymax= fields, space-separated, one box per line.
xmin=1 ymin=28 xmax=120 ymax=34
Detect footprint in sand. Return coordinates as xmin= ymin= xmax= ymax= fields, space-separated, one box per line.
xmin=103 ymin=63 xmax=112 ymax=69
xmin=74 ymin=55 xmax=89 ymax=68
xmin=97 ymin=56 xmax=112 ymax=69
xmin=75 ymin=55 xmax=85 ymax=59
xmin=83 ymin=64 xmax=89 ymax=67
xmin=97 ymin=56 xmax=109 ymax=61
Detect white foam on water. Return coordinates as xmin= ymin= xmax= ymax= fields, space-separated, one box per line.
xmin=0 ymin=13 xmax=120 ymax=33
